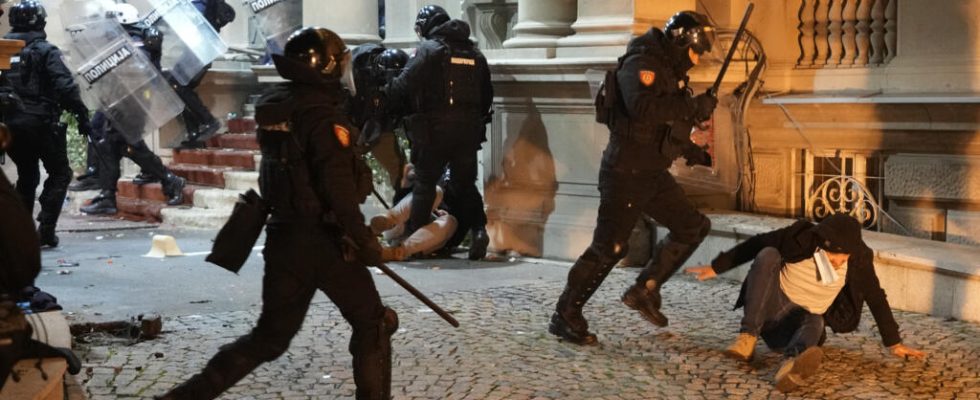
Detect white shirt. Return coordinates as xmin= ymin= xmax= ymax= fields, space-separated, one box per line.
xmin=779 ymin=253 xmax=848 ymax=314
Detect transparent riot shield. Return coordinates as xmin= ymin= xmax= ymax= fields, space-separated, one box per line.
xmin=243 ymin=0 xmax=302 ymax=55
xmin=61 ymin=0 xmax=184 ymax=144
xmin=139 ymin=0 xmax=229 ymax=86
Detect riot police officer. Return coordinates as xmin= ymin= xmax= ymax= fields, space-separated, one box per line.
xmin=386 ymin=5 xmax=493 ymax=261
xmin=352 ymin=45 xmax=409 ymax=190
xmin=157 ymin=27 xmax=398 ymax=400
xmin=80 ymin=3 xmax=186 ymax=214
xmin=0 ymin=0 xmax=94 ymax=247
xmin=549 ymin=11 xmax=718 ymax=345
xmin=172 ymin=0 xmax=231 ymax=147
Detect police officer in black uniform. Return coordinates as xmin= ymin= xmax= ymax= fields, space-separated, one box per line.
xmin=157 ymin=27 xmax=398 ymax=400
xmin=352 ymin=45 xmax=409 ymax=190
xmin=386 ymin=5 xmax=493 ymax=261
xmin=549 ymin=11 xmax=719 ymax=345
xmin=81 ymin=3 xmax=186 ymax=214
xmin=0 ymin=0 xmax=94 ymax=247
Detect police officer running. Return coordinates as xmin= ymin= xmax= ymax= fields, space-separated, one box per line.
xmin=80 ymin=3 xmax=186 ymax=214
xmin=549 ymin=11 xmax=719 ymax=345
xmin=157 ymin=27 xmax=398 ymax=400
xmin=0 ymin=0 xmax=94 ymax=247
xmin=386 ymin=5 xmax=493 ymax=261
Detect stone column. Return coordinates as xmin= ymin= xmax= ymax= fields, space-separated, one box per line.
xmin=306 ymin=0 xmax=381 ymax=45
xmin=384 ymin=0 xmax=424 ymax=48
xmin=557 ymin=0 xmax=694 ymax=51
xmin=501 ymin=0 xmax=576 ymax=49
xmin=384 ymin=0 xmax=466 ymax=49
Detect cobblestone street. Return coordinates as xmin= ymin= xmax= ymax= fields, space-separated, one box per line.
xmin=75 ymin=263 xmax=980 ymax=399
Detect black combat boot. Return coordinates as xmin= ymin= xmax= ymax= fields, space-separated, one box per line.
xmin=352 ymin=307 xmax=398 ymax=399
xmin=468 ymin=227 xmax=489 ymax=261
xmin=37 ymin=224 xmax=59 ymax=248
xmin=623 ymin=238 xmax=700 ymax=328
xmin=132 ymin=171 xmax=159 ymax=185
xmin=80 ymin=191 xmax=118 ymax=215
xmin=549 ymin=257 xmax=614 ymax=346
xmin=162 ymin=173 xmax=186 ymax=206
xmin=68 ymin=176 xmax=100 ymax=191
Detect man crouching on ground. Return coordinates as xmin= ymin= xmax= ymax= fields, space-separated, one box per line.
xmin=685 ymin=214 xmax=925 ymax=392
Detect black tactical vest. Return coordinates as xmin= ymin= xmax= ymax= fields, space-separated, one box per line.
xmin=431 ymin=39 xmax=486 ymax=115
xmin=2 ymin=40 xmax=56 ymax=117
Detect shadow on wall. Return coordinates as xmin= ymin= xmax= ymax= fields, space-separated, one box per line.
xmin=485 ymin=101 xmax=557 ymax=257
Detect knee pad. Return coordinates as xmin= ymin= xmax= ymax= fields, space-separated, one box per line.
xmin=586 ymin=240 xmax=628 ymax=266
xmin=382 ymin=307 xmax=398 ymax=338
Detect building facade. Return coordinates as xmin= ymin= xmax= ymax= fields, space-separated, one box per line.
xmin=11 ymin=0 xmax=980 ymax=258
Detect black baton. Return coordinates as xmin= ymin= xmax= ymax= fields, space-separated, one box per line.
xmin=376 ymin=262 xmax=460 ymax=328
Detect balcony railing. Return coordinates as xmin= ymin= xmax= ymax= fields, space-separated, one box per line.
xmin=797 ymin=0 xmax=896 ymax=68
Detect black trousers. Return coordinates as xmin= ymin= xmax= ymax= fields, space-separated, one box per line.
xmin=169 ymin=223 xmax=391 ymax=399
xmin=5 ymin=117 xmax=71 ymax=227
xmin=172 ymin=65 xmax=215 ymax=139
xmin=95 ymin=130 xmax=169 ymax=194
xmin=407 ymin=121 xmax=486 ymax=236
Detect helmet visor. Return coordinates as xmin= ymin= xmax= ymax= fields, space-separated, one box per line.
xmin=693 ymin=27 xmax=726 ymax=64
xmin=340 ymin=50 xmax=356 ymax=96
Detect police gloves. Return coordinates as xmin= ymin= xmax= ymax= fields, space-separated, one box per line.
xmin=684 ymin=145 xmax=713 ymax=168
xmin=77 ymin=119 xmax=95 ymax=137
xmin=692 ymin=92 xmax=718 ymax=122
xmin=357 ymin=239 xmax=385 ymax=266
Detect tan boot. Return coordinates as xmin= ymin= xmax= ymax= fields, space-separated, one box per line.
xmin=381 ymin=246 xmax=406 ymax=262
xmin=724 ymin=333 xmax=757 ymax=362
xmin=774 ymin=347 xmax=824 ymax=393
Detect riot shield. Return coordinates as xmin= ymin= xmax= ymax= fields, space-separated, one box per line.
xmin=243 ymin=0 xmax=301 ymax=55
xmin=61 ymin=0 xmax=184 ymax=145
xmin=140 ymin=0 xmax=229 ymax=86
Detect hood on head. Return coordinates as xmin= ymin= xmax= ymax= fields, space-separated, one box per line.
xmin=812 ymin=214 xmax=863 ymax=254
xmin=429 ymin=19 xmax=472 ymax=42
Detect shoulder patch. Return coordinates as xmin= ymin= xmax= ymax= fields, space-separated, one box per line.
xmin=334 ymin=124 xmax=351 ymax=148
xmin=639 ymin=70 xmax=656 ymax=87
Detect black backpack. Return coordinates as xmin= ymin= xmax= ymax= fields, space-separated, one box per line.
xmin=204 ymin=0 xmax=236 ymax=32
xmin=437 ymin=39 xmax=487 ymax=113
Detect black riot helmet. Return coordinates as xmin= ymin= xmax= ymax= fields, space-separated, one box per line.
xmin=8 ymin=0 xmax=47 ymax=32
xmin=273 ymin=27 xmax=353 ymax=88
xmin=414 ymin=5 xmax=450 ymax=39
xmin=664 ymin=11 xmax=716 ymax=55
xmin=377 ymin=48 xmax=409 ymax=82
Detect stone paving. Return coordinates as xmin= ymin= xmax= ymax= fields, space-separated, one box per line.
xmin=74 ymin=266 xmax=980 ymax=399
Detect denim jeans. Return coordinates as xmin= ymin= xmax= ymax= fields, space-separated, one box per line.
xmin=741 ymin=247 xmax=826 ymax=356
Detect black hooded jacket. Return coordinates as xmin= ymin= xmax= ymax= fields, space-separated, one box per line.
xmin=0 ymin=31 xmax=89 ymax=122
xmin=254 ymin=80 xmax=378 ymax=256
xmin=604 ymin=28 xmax=707 ymax=172
xmin=386 ymin=19 xmax=492 ymax=121
xmin=710 ymin=219 xmax=903 ymax=347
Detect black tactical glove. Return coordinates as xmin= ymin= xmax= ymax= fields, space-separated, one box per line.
xmin=692 ymin=92 xmax=718 ymax=122
xmin=77 ymin=119 xmax=94 ymax=137
xmin=684 ymin=145 xmax=713 ymax=167
xmin=357 ymin=237 xmax=384 ymax=266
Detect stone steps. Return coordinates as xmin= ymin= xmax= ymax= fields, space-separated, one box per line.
xmin=161 ymin=207 xmax=233 ymax=229
xmin=207 ymin=133 xmax=259 ymax=150
xmin=223 ymin=171 xmax=260 ymax=192
xmin=169 ymin=163 xmax=245 ymax=187
xmin=173 ymin=148 xmax=258 ymax=170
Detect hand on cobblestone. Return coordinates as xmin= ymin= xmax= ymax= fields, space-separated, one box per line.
xmin=685 ymin=265 xmax=718 ymax=281
xmin=889 ymin=343 xmax=927 ymax=360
